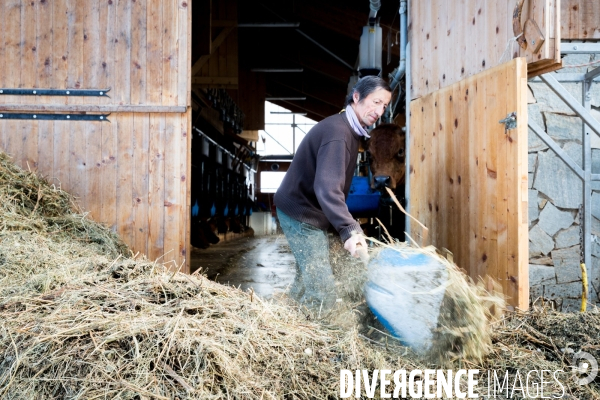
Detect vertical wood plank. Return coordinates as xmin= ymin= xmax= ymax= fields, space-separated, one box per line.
xmin=133 ymin=113 xmax=150 ymax=257
xmin=178 ymin=0 xmax=190 ymax=107
xmin=53 ymin=120 xmax=70 ymax=191
xmin=86 ymin=121 xmax=102 ymax=221
xmin=435 ymin=91 xmax=446 ymax=248
xmin=516 ymin=59 xmax=529 ymax=309
xmin=36 ymin=0 xmax=54 ymax=177
xmin=466 ymin=74 xmax=480 ymax=279
xmin=0 ymin=2 xmax=8 ymax=152
xmin=21 ymin=0 xmax=36 ymax=106
xmin=147 ymin=0 xmax=163 ymax=104
xmin=504 ymin=59 xmax=520 ymax=306
xmin=0 ymin=0 xmax=19 ymax=158
xmin=457 ymin=78 xmax=469 ymax=269
xmin=116 ymin=113 xmax=134 ymax=248
xmin=69 ymin=122 xmax=87 ymax=206
xmin=115 ymin=0 xmax=132 ymax=104
xmin=131 ymin=0 xmax=147 ymax=105
xmin=163 ymin=114 xmax=182 ymax=268
xmin=53 ymin=0 xmax=69 ymax=93
xmin=182 ymin=111 xmax=191 ymax=272
xmin=163 ymin=0 xmax=177 ymax=106
xmin=37 ymin=0 xmax=53 ymax=90
xmin=148 ymin=114 xmax=166 ymax=261
xmin=100 ymin=115 xmax=118 ymax=232
xmin=38 ymin=121 xmax=54 ymax=181
xmin=473 ymin=77 xmax=486 ymax=281
xmin=489 ymin=63 xmax=506 ymax=299
xmin=83 ymin=0 xmax=100 ymax=103
xmin=97 ymin=0 xmax=110 ymax=106
xmin=66 ymin=0 xmax=84 ymax=105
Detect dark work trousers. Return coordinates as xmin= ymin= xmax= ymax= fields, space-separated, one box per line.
xmin=277 ymin=208 xmax=337 ymax=310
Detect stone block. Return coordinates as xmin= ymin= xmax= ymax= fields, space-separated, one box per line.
xmin=537 ymin=202 xmax=574 ymax=236
xmin=555 ymin=226 xmax=580 ymax=249
xmin=552 ymin=246 xmax=582 ymax=283
xmin=592 ymin=192 xmax=600 ymax=221
xmin=592 ymin=216 xmax=600 ymax=237
xmin=530 ymin=256 xmax=553 ymax=265
xmin=529 ymin=264 xmax=556 ymax=286
xmin=543 ymin=281 xmax=582 ymax=299
xmin=533 ymin=144 xmax=583 ymax=209
xmin=529 ymin=173 xmax=534 ymax=188
xmin=544 ymin=112 xmax=583 ymax=142
xmin=593 ymin=148 xmax=600 ymax=173
xmin=561 ymin=298 xmax=586 ymax=312
xmin=529 ymin=82 xmax=582 ymax=114
xmin=529 ymin=224 xmax=555 ymax=257
xmin=529 ymin=189 xmax=539 ymax=224
xmin=530 ymin=284 xmax=544 ymax=300
xmin=529 ymin=126 xmax=549 ymax=153
xmin=528 ymin=84 xmax=537 ymax=104
xmin=528 ymin=153 xmax=537 ymax=173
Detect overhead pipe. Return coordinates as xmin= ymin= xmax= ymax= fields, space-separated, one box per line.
xmin=385 ymin=0 xmax=408 ymax=122
xmin=389 ymin=0 xmax=407 ymax=92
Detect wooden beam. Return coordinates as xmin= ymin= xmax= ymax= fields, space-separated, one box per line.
xmin=212 ymin=19 xmax=236 ymax=27
xmin=191 ymin=26 xmax=234 ymax=76
xmin=192 ymin=76 xmax=238 ymax=86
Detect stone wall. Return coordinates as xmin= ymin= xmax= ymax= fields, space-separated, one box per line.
xmin=528 ymin=53 xmax=600 ymax=311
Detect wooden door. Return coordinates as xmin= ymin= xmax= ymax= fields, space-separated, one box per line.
xmin=409 ymin=58 xmax=529 ymax=309
xmin=0 ymin=0 xmax=191 ymax=271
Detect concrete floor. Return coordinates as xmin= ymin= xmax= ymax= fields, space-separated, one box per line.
xmin=190 ymin=234 xmax=297 ymax=299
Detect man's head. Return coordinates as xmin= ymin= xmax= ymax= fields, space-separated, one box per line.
xmin=345 ymin=76 xmax=392 ymax=127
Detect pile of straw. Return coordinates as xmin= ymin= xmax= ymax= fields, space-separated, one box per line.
xmin=1 ymin=151 xmax=599 ymax=399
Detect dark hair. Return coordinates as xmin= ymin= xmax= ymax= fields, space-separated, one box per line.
xmin=344 ymin=75 xmax=392 ymax=107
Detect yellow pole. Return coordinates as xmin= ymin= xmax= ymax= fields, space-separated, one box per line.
xmin=580 ymin=263 xmax=588 ymax=312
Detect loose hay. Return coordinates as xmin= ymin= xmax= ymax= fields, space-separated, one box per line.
xmin=1 ymin=152 xmax=600 ymax=399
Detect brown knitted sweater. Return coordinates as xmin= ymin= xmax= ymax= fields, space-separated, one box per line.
xmin=274 ymin=112 xmax=363 ymax=242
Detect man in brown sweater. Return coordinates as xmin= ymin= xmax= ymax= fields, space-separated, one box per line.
xmin=274 ymin=76 xmax=392 ymax=311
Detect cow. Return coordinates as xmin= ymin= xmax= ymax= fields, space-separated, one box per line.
xmin=365 ymin=123 xmax=406 ymax=191
xmin=363 ymin=123 xmax=407 ymax=241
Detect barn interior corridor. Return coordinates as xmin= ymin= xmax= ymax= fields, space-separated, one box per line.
xmin=190 ymin=235 xmax=297 ymax=299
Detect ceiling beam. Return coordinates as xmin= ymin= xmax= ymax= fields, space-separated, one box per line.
xmin=192 ymin=26 xmax=235 ymax=76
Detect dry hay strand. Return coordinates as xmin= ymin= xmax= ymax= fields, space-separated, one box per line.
xmin=0 ymin=152 xmax=127 ymax=259
xmin=2 ymin=151 xmax=600 ymax=399
xmin=474 ymin=307 xmax=600 ymax=398
xmin=0 ymin=253 xmax=418 ymax=399
xmin=0 ymin=152 xmax=419 ymax=399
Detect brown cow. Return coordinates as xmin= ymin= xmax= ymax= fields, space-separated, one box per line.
xmin=366 ymin=123 xmax=406 ymax=190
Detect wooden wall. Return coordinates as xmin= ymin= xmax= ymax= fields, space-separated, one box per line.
xmin=410 ymin=0 xmax=560 ymax=100
xmin=0 ymin=0 xmax=191 ymax=271
xmin=561 ymin=0 xmax=600 ymax=38
xmin=409 ymin=58 xmax=529 ymax=309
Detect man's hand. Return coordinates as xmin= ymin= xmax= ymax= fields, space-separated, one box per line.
xmin=344 ymin=232 xmax=368 ymax=258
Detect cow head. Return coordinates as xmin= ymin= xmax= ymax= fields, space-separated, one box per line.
xmin=366 ymin=123 xmax=406 ymax=190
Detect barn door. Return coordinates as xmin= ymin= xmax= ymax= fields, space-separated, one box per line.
xmin=409 ymin=58 xmax=529 ymax=309
xmin=0 ymin=0 xmax=191 ymax=271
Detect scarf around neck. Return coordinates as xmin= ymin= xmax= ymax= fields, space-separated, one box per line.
xmin=345 ymin=105 xmax=370 ymax=138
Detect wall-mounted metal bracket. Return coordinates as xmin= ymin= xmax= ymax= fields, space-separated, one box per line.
xmin=0 ymin=113 xmax=110 ymax=121
xmin=0 ymin=88 xmax=111 ymax=97
xmin=499 ymin=112 xmax=517 ymax=132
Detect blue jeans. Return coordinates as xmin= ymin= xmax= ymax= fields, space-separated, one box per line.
xmin=277 ymin=208 xmax=336 ymax=309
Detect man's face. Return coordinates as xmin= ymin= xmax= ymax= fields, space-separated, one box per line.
xmin=352 ymin=88 xmax=392 ymax=127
